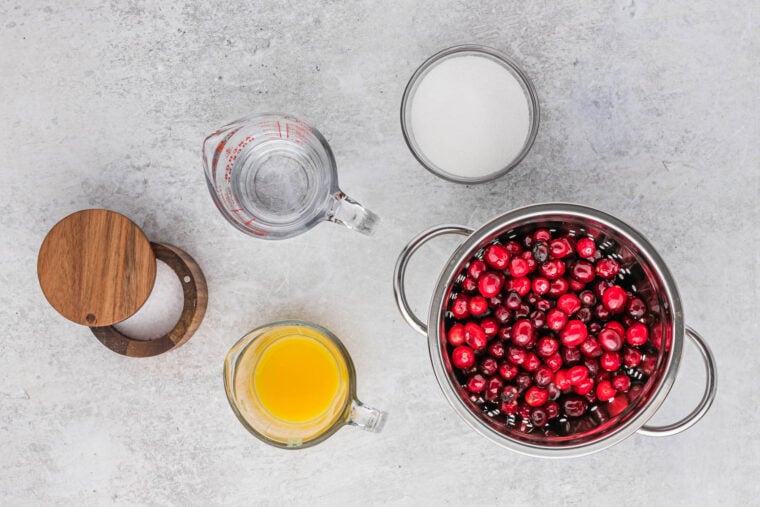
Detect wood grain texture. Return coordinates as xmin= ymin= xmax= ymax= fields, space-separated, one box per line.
xmin=90 ymin=242 xmax=208 ymax=357
xmin=37 ymin=209 xmax=156 ymax=326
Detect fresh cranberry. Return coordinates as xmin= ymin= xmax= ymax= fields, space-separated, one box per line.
xmin=579 ymin=290 xmax=596 ymax=307
xmin=531 ymin=407 xmax=548 ymax=427
xmin=480 ymin=357 xmax=498 ymax=376
xmin=447 ymin=324 xmax=466 ymax=346
xmin=641 ymin=355 xmax=657 ymax=376
xmin=466 ymin=374 xmax=487 ymax=393
xmin=584 ymin=358 xmax=600 ymax=377
xmin=498 ymin=362 xmax=518 ymax=380
xmin=461 ymin=276 xmax=477 ymax=292
xmin=545 ymin=353 xmax=563 ymax=372
xmin=549 ymin=238 xmax=571 ymax=259
xmin=596 ymin=380 xmax=616 ymax=402
xmin=594 ymin=303 xmax=610 ymax=321
xmin=547 ymin=383 xmax=560 ymax=400
xmin=545 ymin=401 xmax=560 ymax=419
xmin=464 ymin=322 xmax=487 ymax=350
xmin=580 ymin=338 xmax=602 ymax=358
xmin=479 ymin=318 xmax=497 ymax=337
xmin=548 ymin=278 xmax=569 ymax=298
xmin=600 ymin=351 xmax=621 ymax=371
xmin=589 ymin=322 xmax=602 ymax=334
xmin=607 ymin=394 xmax=629 ymax=416
xmin=504 ymin=241 xmax=523 ymax=256
xmin=530 ymin=310 xmax=546 ymax=329
xmin=534 ymin=366 xmax=554 ymax=387
xmin=515 ymin=303 xmax=530 ymax=318
xmin=546 ymin=308 xmax=568 ymax=331
xmin=484 ymin=244 xmax=510 ymax=270
xmin=605 ymin=321 xmax=625 ymax=337
xmin=517 ymin=402 xmax=532 ymax=419
xmin=532 ymin=277 xmax=550 ymax=296
xmin=533 ymin=229 xmax=552 ymax=242
xmin=560 ymin=320 xmax=588 ymax=347
xmin=651 ymin=325 xmax=670 ymax=350
xmin=509 ymin=257 xmax=530 ymax=277
xmin=598 ymin=327 xmax=623 ymax=352
xmin=612 ymin=374 xmax=631 ymax=392
xmin=602 ymin=285 xmax=628 ymax=313
xmin=505 ymin=292 xmax=522 ymax=310
xmin=570 ymin=260 xmax=595 ymax=284
xmin=525 ymin=386 xmax=549 ymax=407
xmin=467 ymin=259 xmax=487 ymax=280
xmin=523 ymin=352 xmax=541 ymax=372
xmin=501 ymin=385 xmax=519 ymax=403
xmin=536 ymin=298 xmax=552 ymax=312
xmin=573 ymin=377 xmax=595 ymax=396
xmin=468 ymin=296 xmax=488 ymax=316
xmin=451 ymin=294 xmax=470 ymax=319
xmin=532 ymin=241 xmax=550 ymax=263
xmin=554 ymin=369 xmax=572 ymax=390
xmin=562 ymin=395 xmax=588 ymax=417
xmin=487 ymin=340 xmax=505 ymax=358
xmin=568 ymin=278 xmax=586 ymax=292
xmin=478 ymin=272 xmax=504 ymax=298
xmin=568 ymin=365 xmax=589 ymax=385
xmin=515 ymin=372 xmax=533 ymax=392
xmin=485 ymin=377 xmax=503 ymax=403
xmin=494 ymin=306 xmax=511 ymax=324
xmin=557 ymin=293 xmax=581 ymax=315
xmin=521 ymin=251 xmax=537 ymax=273
xmin=622 ymin=347 xmax=642 ymax=367
xmin=511 ymin=319 xmax=536 ymax=348
xmin=510 ymin=276 xmax=531 ymax=297
xmin=500 ymin=400 xmax=518 ymax=415
xmin=592 ymin=279 xmax=611 ymax=298
xmin=595 ymin=258 xmax=620 ymax=279
xmin=452 ymin=346 xmax=475 ymax=369
xmin=539 ymin=260 xmax=566 ymax=280
xmin=507 ymin=346 xmax=527 ymax=366
xmin=626 ymin=297 xmax=647 ymax=319
xmin=577 ymin=307 xmax=592 ymax=323
xmin=626 ymin=322 xmax=649 ymax=346
xmin=488 ymin=296 xmax=503 ymax=309
xmin=576 ymin=237 xmax=597 ymax=258
xmin=562 ymin=346 xmax=582 ymax=365
xmin=537 ymin=336 xmax=559 ymax=357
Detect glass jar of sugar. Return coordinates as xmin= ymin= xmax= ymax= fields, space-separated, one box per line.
xmin=401 ymin=45 xmax=540 ymax=184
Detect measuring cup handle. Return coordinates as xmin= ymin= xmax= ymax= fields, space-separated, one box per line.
xmin=347 ymin=399 xmax=387 ymax=433
xmin=638 ymin=326 xmax=718 ymax=437
xmin=393 ymin=225 xmax=474 ymax=336
xmin=327 ymin=192 xmax=379 ymax=235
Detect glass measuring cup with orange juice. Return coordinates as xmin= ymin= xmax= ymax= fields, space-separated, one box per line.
xmin=224 ymin=320 xmax=386 ymax=448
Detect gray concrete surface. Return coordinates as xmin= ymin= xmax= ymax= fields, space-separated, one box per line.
xmin=1 ymin=0 xmax=758 ymax=504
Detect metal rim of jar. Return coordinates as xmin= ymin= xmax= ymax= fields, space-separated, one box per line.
xmin=399 ymin=44 xmax=541 ymax=184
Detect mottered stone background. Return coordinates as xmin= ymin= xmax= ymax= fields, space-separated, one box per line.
xmin=0 ymin=0 xmax=757 ymax=504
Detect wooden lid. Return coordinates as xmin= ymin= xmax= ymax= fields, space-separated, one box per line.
xmin=37 ymin=209 xmax=157 ymax=327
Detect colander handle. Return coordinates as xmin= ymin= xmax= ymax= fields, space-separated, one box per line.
xmin=638 ymin=326 xmax=717 ymax=437
xmin=394 ymin=225 xmax=474 ymax=336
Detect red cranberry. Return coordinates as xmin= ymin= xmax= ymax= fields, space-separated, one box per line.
xmin=626 ymin=322 xmax=649 ymax=346
xmin=464 ymin=322 xmax=487 ymax=350
xmin=568 ymin=365 xmax=589 ymax=385
xmin=494 ymin=305 xmax=511 ymax=324
xmin=596 ymin=380 xmax=616 ymax=402
xmin=478 ymin=272 xmax=504 ymax=298
xmin=600 ymin=351 xmax=621 ymax=371
xmin=509 ymin=257 xmax=530 ymax=278
xmin=560 ymin=320 xmax=588 ymax=347
xmin=594 ymin=303 xmax=610 ymax=321
xmin=547 ymin=383 xmax=560 ymax=400
xmin=598 ymin=327 xmax=623 ymax=352
xmin=498 ymin=325 xmax=511 ymax=342
xmin=515 ymin=372 xmax=533 ymax=392
xmin=595 ymin=258 xmax=620 ymax=279
xmin=626 ymin=297 xmax=647 ymax=319
xmin=533 ymin=229 xmax=552 ymax=242
xmin=532 ymin=241 xmax=550 ymax=263
xmin=447 ymin=324 xmax=466 ymax=346
xmin=523 ymin=352 xmax=541 ymax=372
xmin=584 ymin=358 xmax=600 ymax=377
xmin=530 ymin=310 xmax=546 ymax=329
xmin=511 ymin=319 xmax=536 ymax=347
xmin=651 ymin=325 xmax=670 ymax=350
xmin=501 ymin=385 xmax=519 ymax=403
xmin=557 ymin=293 xmax=581 ymax=315
xmin=570 ymin=260 xmax=595 ymax=284
xmin=589 ymin=322 xmax=602 ymax=334
xmin=505 ymin=241 xmax=523 ymax=256
xmin=525 ymin=386 xmax=549 ymax=407
xmin=641 ymin=355 xmax=657 ymax=376
xmin=451 ymin=294 xmax=470 ymax=319
xmin=488 ymin=296 xmax=503 ymax=309
xmin=510 ymin=277 xmax=531 ymax=297
xmin=517 ymin=402 xmax=532 ymax=419
xmin=521 ymin=251 xmax=537 ymax=274
xmin=546 ymin=308 xmax=568 ymax=331
xmin=607 ymin=394 xmax=629 ymax=416
xmin=485 ymin=377 xmax=503 ymax=402
xmin=515 ymin=303 xmax=531 ymax=318
xmin=452 ymin=346 xmax=475 ymax=368
xmin=539 ymin=260 xmax=566 ymax=280
xmin=461 ymin=276 xmax=477 ymax=292
xmin=548 ymin=278 xmax=569 ymax=298
xmin=612 ymin=374 xmax=631 ymax=392
xmin=480 ymin=318 xmax=498 ymax=338
xmin=498 ymin=362 xmax=518 ymax=380
xmin=545 ymin=353 xmax=563 ymax=372
xmin=549 ymin=238 xmax=571 ymax=259
xmin=573 ymin=377 xmax=595 ymax=396
xmin=507 ymin=346 xmax=527 ymax=366
xmin=500 ymin=400 xmax=518 ymax=415
xmin=534 ymin=366 xmax=554 ymax=387
xmin=554 ymin=369 xmax=571 ymax=390
xmin=532 ymin=277 xmax=550 ymax=296
xmin=467 ymin=259 xmax=487 ymax=280
xmin=484 ymin=244 xmax=510 ymax=270
xmin=480 ymin=357 xmax=498 ymax=376
xmin=602 ymin=285 xmax=628 ymax=313
xmin=576 ymin=237 xmax=597 ymax=258
xmin=505 ymin=292 xmax=522 ymax=310
xmin=622 ymin=347 xmax=643 ymax=367
xmin=545 ymin=401 xmax=560 ymax=419
xmin=468 ymin=296 xmax=488 ymax=316
xmin=592 ymin=279 xmax=611 ymax=298
xmin=562 ymin=395 xmax=588 ymax=417
xmin=466 ymin=374 xmax=487 ymax=393
xmin=580 ymin=338 xmax=603 ymax=358
xmin=487 ymin=340 xmax=505 ymax=359
xmin=562 ymin=346 xmax=582 ymax=365
xmin=579 ymin=290 xmax=596 ymax=307
xmin=531 ymin=407 xmax=548 ymax=427
xmin=568 ymin=278 xmax=586 ymax=292
xmin=576 ymin=307 xmax=592 ymax=323
xmin=537 ymin=336 xmax=559 ymax=357
xmin=536 ymin=298 xmax=552 ymax=312
xmin=605 ymin=321 xmax=625 ymax=337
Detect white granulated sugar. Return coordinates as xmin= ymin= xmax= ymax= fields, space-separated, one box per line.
xmin=114 ymin=260 xmax=184 ymax=341
xmin=409 ymin=54 xmax=531 ymax=179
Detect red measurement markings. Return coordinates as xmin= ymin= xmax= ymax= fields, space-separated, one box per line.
xmin=285 ymin=122 xmax=290 ymax=138
xmin=277 ymin=121 xmax=282 ymax=138
xmin=223 ymin=135 xmax=256 ymax=183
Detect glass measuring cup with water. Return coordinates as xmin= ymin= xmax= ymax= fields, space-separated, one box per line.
xmin=203 ymin=113 xmax=379 ymax=239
